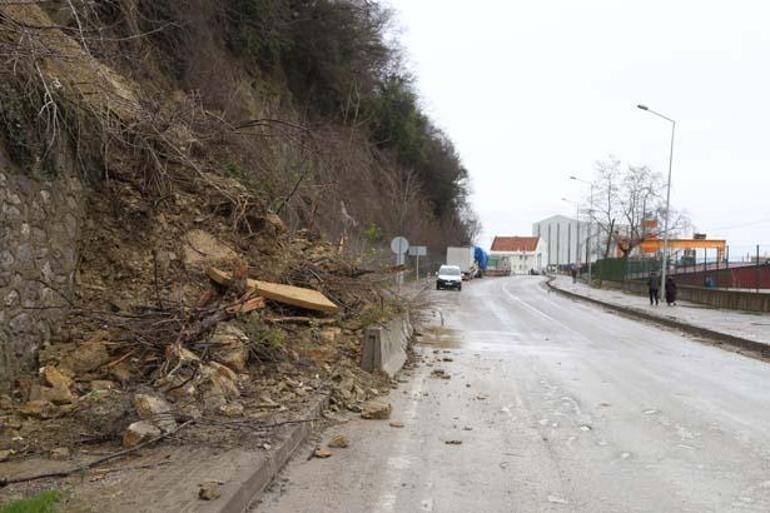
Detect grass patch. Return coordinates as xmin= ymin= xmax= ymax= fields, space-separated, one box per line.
xmin=0 ymin=491 xmax=62 ymax=513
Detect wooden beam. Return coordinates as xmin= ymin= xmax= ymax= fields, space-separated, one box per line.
xmin=208 ymin=267 xmax=339 ymax=314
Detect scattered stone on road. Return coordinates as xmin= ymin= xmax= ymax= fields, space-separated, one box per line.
xmin=49 ymin=447 xmax=70 ymax=460
xmin=314 ymin=447 xmax=333 ymax=458
xmin=198 ymin=481 xmax=223 ymax=500
xmin=217 ymin=402 xmax=245 ymax=417
xmin=445 ymin=440 xmax=463 ymax=445
xmin=328 ymin=435 xmax=349 ymax=448
xmin=122 ymin=420 xmax=162 ymax=448
xmin=389 ymin=421 xmax=405 ymax=428
xmin=431 ymin=369 xmax=451 ymax=380
xmin=361 ymin=401 xmax=392 ymax=420
xmin=255 ymin=277 xmax=770 ymax=513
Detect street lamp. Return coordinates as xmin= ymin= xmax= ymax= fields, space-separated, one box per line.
xmin=637 ymin=104 xmax=675 ymax=293
xmin=569 ymin=175 xmax=595 ymax=283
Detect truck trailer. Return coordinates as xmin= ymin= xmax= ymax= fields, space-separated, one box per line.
xmin=446 ymin=246 xmax=478 ymax=280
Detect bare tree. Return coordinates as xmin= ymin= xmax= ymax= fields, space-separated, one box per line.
xmin=616 ymin=165 xmax=665 ymax=258
xmin=591 ymin=156 xmax=622 ymax=260
xmin=382 ymin=166 xmax=421 ymax=235
xmin=592 ymin=158 xmax=691 ymax=261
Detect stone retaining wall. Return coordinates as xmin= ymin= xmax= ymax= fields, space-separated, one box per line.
xmin=0 ymin=169 xmax=82 ymax=391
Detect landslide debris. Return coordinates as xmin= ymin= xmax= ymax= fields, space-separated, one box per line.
xmin=0 ymin=2 xmax=424 ymax=494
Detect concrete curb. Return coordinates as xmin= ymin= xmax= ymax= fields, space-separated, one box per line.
xmin=200 ymin=394 xmax=330 ymax=513
xmin=546 ymin=278 xmax=770 ymax=358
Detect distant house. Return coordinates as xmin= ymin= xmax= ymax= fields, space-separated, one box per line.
xmin=490 ymin=236 xmax=547 ymax=274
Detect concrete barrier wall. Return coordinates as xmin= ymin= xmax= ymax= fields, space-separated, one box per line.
xmin=598 ymin=279 xmax=770 ymax=313
xmin=361 ymin=315 xmax=413 ymax=377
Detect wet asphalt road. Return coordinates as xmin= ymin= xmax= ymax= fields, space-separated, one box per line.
xmin=256 ymin=276 xmax=770 ymax=513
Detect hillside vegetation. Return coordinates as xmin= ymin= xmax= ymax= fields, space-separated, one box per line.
xmin=0 ymin=0 xmax=478 ymax=252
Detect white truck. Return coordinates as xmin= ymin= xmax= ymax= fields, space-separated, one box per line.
xmin=446 ymin=246 xmax=478 ymax=280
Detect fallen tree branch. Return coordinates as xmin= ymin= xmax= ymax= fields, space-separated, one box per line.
xmin=264 ymin=316 xmax=336 ymax=325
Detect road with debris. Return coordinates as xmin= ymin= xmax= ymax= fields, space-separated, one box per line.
xmin=256 ymin=276 xmax=770 ymax=513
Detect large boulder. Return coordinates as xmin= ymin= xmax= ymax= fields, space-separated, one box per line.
xmin=361 ymin=401 xmax=392 ymax=420
xmin=40 ymin=336 xmax=111 ymax=375
xmin=123 ymin=421 xmax=162 ymax=448
xmin=133 ymin=394 xmax=177 ymax=433
xmin=29 ymin=366 xmax=76 ymax=404
xmin=74 ymin=390 xmax=132 ymax=438
xmin=209 ymin=324 xmax=249 ymax=372
xmin=199 ymin=362 xmax=240 ymax=412
xmin=16 ymin=400 xmax=57 ymax=419
xmin=42 ymin=366 xmax=73 ymax=389
xmin=29 ymin=384 xmax=75 ymax=405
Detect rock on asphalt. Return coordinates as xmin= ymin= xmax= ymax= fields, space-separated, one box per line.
xmin=254 ymin=276 xmax=770 ymax=513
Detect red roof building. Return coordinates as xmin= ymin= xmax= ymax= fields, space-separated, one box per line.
xmin=491 ymin=236 xmax=540 ymax=253
xmin=489 ymin=235 xmax=546 ymax=274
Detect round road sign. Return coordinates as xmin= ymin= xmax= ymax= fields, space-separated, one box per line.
xmin=390 ymin=236 xmax=410 ymax=255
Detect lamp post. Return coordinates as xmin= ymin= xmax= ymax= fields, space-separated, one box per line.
xmin=637 ymin=104 xmax=675 ymax=293
xmin=570 ymin=175 xmax=595 ymax=283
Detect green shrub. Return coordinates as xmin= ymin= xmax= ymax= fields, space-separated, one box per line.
xmin=0 ymin=490 xmax=62 ymax=513
xmin=242 ymin=316 xmax=287 ymax=361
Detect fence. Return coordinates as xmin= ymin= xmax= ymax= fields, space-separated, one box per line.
xmin=593 ymin=243 xmax=770 ymax=292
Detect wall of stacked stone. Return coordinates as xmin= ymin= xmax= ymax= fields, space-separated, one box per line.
xmin=0 ymin=170 xmax=82 ymax=392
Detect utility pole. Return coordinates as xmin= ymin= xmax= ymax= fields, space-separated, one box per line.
xmin=637 ymin=104 xmax=676 ymax=293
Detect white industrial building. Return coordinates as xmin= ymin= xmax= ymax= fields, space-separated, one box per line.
xmin=490 ymin=236 xmax=547 ymax=274
xmin=532 ymin=215 xmax=600 ymax=268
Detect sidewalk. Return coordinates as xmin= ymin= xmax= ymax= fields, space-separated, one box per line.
xmin=549 ymin=276 xmax=770 ymax=349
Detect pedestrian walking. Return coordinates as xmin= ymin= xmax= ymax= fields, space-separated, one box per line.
xmin=665 ymin=275 xmax=677 ymax=306
xmin=648 ymin=272 xmax=660 ymax=306
xmin=571 ymin=265 xmax=577 ymax=284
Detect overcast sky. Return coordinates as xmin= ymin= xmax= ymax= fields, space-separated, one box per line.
xmin=387 ymin=0 xmax=770 ymax=258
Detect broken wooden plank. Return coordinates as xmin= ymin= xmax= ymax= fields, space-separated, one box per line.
xmin=226 ymin=297 xmax=266 ymax=315
xmin=208 ymin=267 xmax=339 ymax=314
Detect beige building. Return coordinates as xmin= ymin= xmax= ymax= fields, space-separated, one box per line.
xmin=490 ymin=236 xmax=547 ymax=274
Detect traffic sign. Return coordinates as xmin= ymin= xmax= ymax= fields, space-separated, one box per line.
xmin=390 ymin=236 xmax=409 ymax=255
xmin=408 ymin=246 xmax=427 ymax=256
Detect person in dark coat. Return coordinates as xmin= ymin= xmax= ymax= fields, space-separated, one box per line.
xmin=665 ymin=276 xmax=677 ymax=306
xmin=648 ymin=272 xmax=659 ymax=306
